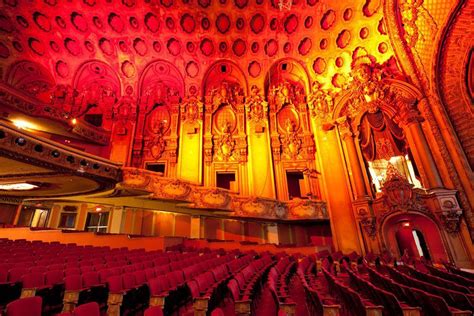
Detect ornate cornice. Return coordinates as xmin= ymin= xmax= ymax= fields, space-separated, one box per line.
xmin=122 ymin=167 xmax=328 ymax=221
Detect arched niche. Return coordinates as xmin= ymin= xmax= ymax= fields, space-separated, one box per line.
xmin=201 ymin=60 xmax=248 ymax=193
xmin=6 ymin=60 xmax=56 ymax=102
xmin=202 ymin=59 xmax=248 ymax=98
xmin=381 ymin=211 xmax=449 ymax=262
xmin=333 ymin=72 xmax=427 ymax=195
xmin=72 ymin=60 xmax=121 ymax=130
xmin=264 ymin=58 xmax=310 ymax=97
xmin=138 ymin=60 xmax=185 ymax=111
xmin=132 ymin=60 xmax=185 ymax=172
xmin=264 ymin=59 xmax=319 ymax=201
xmin=202 ymin=60 xmax=247 ymax=164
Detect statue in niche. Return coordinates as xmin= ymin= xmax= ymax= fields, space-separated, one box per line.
xmin=149 ymin=120 xmax=167 ymax=159
xmin=112 ymin=86 xmax=137 ymax=135
xmin=51 ymin=84 xmax=75 ymax=109
xmin=74 ymin=82 xmax=117 ymax=118
xmin=308 ymin=81 xmax=334 ymax=119
xmin=280 ymin=117 xmax=302 ymax=159
xmin=269 ymin=82 xmax=305 ymax=111
xmin=143 ymin=81 xmax=180 ymax=111
xmin=113 ymin=86 xmax=137 ymax=122
xmin=246 ymin=85 xmax=267 ymax=123
xmin=208 ymin=81 xmax=244 ymax=110
xmin=214 ymin=119 xmax=236 ymax=161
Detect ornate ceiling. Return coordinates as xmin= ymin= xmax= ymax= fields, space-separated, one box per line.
xmin=0 ymin=0 xmax=394 ymax=99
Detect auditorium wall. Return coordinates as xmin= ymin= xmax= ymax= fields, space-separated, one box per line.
xmin=29 ymin=202 xmax=330 ymax=246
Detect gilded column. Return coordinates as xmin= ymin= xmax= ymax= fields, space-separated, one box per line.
xmin=336 ymin=116 xmax=369 ymax=199
xmin=399 ymin=101 xmax=443 ymax=188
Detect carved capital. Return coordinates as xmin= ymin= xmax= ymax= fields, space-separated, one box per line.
xmin=398 ymin=100 xmax=423 ymax=127
xmin=336 ymin=116 xmax=354 ymax=140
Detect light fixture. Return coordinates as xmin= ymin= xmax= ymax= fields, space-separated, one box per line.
xmin=402 ymin=222 xmax=410 ymax=227
xmin=0 ymin=182 xmax=39 ymax=191
xmin=12 ymin=119 xmax=36 ymax=130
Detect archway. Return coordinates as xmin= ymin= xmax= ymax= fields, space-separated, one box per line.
xmin=382 ymin=211 xmax=448 ymax=262
xmin=72 ymin=60 xmax=121 ymax=131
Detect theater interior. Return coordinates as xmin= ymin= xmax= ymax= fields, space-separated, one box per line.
xmin=0 ymin=0 xmax=473 ymax=315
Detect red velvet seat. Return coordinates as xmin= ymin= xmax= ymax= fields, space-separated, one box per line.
xmin=144 ymin=305 xmax=164 ymax=316
xmin=64 ymin=268 xmax=81 ymax=277
xmin=8 ymin=268 xmax=28 ymax=283
xmin=73 ymin=302 xmax=100 ymax=316
xmin=5 ymin=296 xmax=42 ymax=316
xmin=21 ymin=272 xmax=45 ymax=289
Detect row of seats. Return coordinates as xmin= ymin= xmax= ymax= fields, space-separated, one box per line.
xmin=2 ymin=237 xmax=474 ymax=316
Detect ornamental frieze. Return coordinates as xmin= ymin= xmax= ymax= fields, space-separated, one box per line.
xmin=121 ymin=167 xmax=328 ymax=221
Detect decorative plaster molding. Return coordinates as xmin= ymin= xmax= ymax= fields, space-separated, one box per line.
xmin=121 ymin=167 xmax=328 ymax=221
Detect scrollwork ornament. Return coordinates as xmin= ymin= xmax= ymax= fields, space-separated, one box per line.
xmin=308 ymin=81 xmax=334 ymax=120
xmin=246 ymin=85 xmax=268 ymax=124
xmin=439 ymin=209 xmax=463 ymax=234
xmin=381 ymin=164 xmax=425 ymax=213
xmin=274 ymin=202 xmax=288 ymax=219
xmin=360 ymin=217 xmax=377 ymax=238
xmin=181 ymin=96 xmax=203 ymax=124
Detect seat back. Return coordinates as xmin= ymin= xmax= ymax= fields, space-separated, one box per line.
xmin=107 ymin=275 xmax=123 ymax=293
xmin=44 ymin=269 xmax=64 ymax=285
xmin=65 ymin=274 xmax=82 ymax=291
xmin=210 ymin=308 xmax=225 ymax=316
xmin=82 ymin=272 xmax=100 ymax=287
xmin=149 ymin=276 xmax=169 ymax=295
xmin=8 ymin=267 xmax=29 ymax=283
xmin=21 ymin=272 xmax=45 ymax=288
xmin=73 ymin=302 xmax=100 ymax=316
xmin=144 ymin=306 xmax=164 ymax=316
xmin=6 ymin=296 xmax=42 ymax=316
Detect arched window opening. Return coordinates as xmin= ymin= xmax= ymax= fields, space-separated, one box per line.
xmin=412 ymin=229 xmax=431 ymax=261
xmin=359 ymin=110 xmax=422 ymax=193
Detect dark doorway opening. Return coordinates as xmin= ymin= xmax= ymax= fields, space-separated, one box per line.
xmin=286 ymin=171 xmax=304 ymax=199
xmin=216 ymin=172 xmax=236 ymax=190
xmin=146 ymin=163 xmax=166 ymax=174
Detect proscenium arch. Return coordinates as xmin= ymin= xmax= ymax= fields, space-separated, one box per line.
xmin=138 ymin=59 xmax=185 ymax=101
xmin=202 ymin=59 xmax=249 ymax=96
xmin=379 ymin=210 xmax=451 ymax=262
xmin=264 ymin=58 xmax=311 ymax=97
xmin=331 ymin=79 xmax=424 ymax=126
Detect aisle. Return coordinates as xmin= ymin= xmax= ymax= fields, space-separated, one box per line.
xmin=287 ymin=275 xmax=310 ymax=316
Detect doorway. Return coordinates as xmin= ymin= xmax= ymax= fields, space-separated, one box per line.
xmin=85 ymin=212 xmax=109 ymax=233
xmin=31 ymin=208 xmax=50 ymax=228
